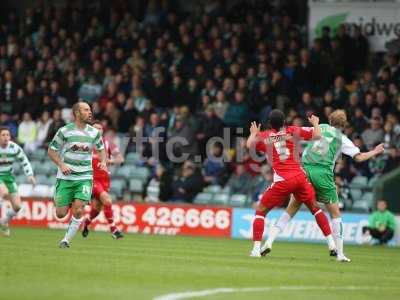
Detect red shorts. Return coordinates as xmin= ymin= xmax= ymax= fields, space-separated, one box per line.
xmin=260 ymin=173 xmax=316 ymax=210
xmin=92 ymin=177 xmax=110 ymax=200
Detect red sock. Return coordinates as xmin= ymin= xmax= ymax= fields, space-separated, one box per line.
xmin=314 ymin=209 xmax=332 ymax=236
xmin=85 ymin=207 xmax=100 ymax=226
xmin=103 ymin=203 xmax=117 ymax=233
xmin=253 ymin=211 xmax=266 ymax=241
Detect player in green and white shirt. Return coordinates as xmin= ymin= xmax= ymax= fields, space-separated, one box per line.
xmin=0 ymin=127 xmax=36 ymax=236
xmin=262 ymin=110 xmax=384 ymax=262
xmin=48 ymin=102 xmax=106 ymax=248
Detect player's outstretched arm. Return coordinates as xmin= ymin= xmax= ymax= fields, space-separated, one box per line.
xmin=354 ymin=143 xmax=385 ymax=162
xmin=308 ymin=115 xmax=321 ymax=140
xmin=246 ymin=121 xmax=261 ymax=149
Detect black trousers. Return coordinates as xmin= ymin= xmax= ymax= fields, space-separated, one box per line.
xmin=362 ymin=226 xmax=394 ymax=244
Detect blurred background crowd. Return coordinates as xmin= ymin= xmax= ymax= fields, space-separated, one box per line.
xmin=1 ymin=0 xmax=399 ymax=210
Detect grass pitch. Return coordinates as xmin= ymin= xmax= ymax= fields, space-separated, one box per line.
xmin=0 ymin=228 xmax=399 ymax=300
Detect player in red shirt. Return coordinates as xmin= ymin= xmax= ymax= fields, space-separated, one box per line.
xmin=82 ymin=121 xmax=124 ymax=239
xmin=247 ymin=109 xmax=335 ymax=257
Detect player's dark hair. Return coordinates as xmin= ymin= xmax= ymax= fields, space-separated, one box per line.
xmin=0 ymin=126 xmax=11 ymax=134
xmin=269 ymin=109 xmax=285 ymax=131
xmin=91 ymin=119 xmax=102 ymax=126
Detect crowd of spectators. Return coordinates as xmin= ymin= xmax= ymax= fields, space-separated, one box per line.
xmin=1 ymin=0 xmax=399 ymax=206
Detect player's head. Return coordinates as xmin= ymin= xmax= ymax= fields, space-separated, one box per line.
xmin=329 ymin=109 xmax=347 ymax=129
xmin=72 ymin=101 xmax=92 ymax=124
xmin=377 ymin=199 xmax=388 ymax=212
xmin=91 ymin=119 xmax=103 ymax=135
xmin=0 ymin=127 xmax=11 ymax=146
xmin=269 ymin=109 xmax=285 ymax=131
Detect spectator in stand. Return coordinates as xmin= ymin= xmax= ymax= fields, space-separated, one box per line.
xmin=171 ymin=162 xmax=203 ymax=203
xmin=17 ymin=112 xmax=37 ymax=153
xmin=145 ymin=164 xmax=173 ymax=202
xmin=35 ymin=111 xmax=52 ymax=149
xmin=225 ymin=163 xmax=253 ymax=195
xmin=223 ymin=90 xmax=250 ymax=131
xmin=44 ymin=108 xmax=65 ymax=148
xmin=362 ymin=199 xmax=396 ymax=245
xmin=202 ymin=143 xmax=228 ymax=186
xmin=361 ymin=117 xmax=384 ymax=150
xmin=0 ymin=113 xmax=18 ymax=137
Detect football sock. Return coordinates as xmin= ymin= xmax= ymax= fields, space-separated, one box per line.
xmin=332 ymin=218 xmax=344 ymax=256
xmin=87 ymin=206 xmax=100 ymax=224
xmin=275 ymin=211 xmax=291 ymax=231
xmin=4 ymin=208 xmax=17 ymax=223
xmin=252 ymin=211 xmax=265 ymax=242
xmin=63 ymin=216 xmax=82 ymax=243
xmin=103 ymin=203 xmax=117 ymax=233
xmin=314 ymin=209 xmax=332 ymax=236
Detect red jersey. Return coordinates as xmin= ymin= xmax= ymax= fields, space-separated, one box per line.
xmin=255 ymin=126 xmax=314 ymax=182
xmin=92 ymin=137 xmax=120 ymax=179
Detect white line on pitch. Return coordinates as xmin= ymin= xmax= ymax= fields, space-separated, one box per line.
xmin=154 ymin=286 xmax=399 ymax=300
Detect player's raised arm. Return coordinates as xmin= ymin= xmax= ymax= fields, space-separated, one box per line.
xmin=353 ymin=143 xmax=385 ymax=162
xmin=246 ymin=121 xmax=261 ymax=149
xmin=308 ymin=115 xmax=321 ymax=140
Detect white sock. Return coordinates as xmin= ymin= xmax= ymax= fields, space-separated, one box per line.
xmin=332 ymin=218 xmax=344 ymax=256
xmin=253 ymin=241 xmax=261 ymax=249
xmin=63 ymin=216 xmax=82 ymax=243
xmin=326 ymin=234 xmax=336 ymax=251
xmin=265 ymin=212 xmax=291 ymax=249
xmin=276 ymin=212 xmax=291 ymax=231
xmin=266 ymin=225 xmax=280 ymax=249
xmin=5 ymin=208 xmax=17 ymax=223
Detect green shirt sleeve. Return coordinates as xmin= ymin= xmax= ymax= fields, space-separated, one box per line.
xmin=16 ymin=145 xmax=33 ymax=177
xmin=49 ymin=128 xmax=65 ymax=151
xmin=368 ymin=212 xmax=377 ymax=228
xmin=93 ymin=131 xmax=104 ymax=151
xmin=386 ymin=212 xmax=396 ymax=231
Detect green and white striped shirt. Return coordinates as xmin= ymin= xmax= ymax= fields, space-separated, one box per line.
xmin=49 ymin=123 xmax=104 ymax=181
xmin=0 ymin=141 xmax=33 ymax=177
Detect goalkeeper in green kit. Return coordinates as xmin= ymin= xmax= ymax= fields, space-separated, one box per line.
xmin=261 ymin=110 xmax=385 ymax=262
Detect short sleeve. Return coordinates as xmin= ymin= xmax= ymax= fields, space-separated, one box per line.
xmin=341 ymin=135 xmax=360 ymax=158
xmin=94 ymin=131 xmax=104 ymax=151
xmin=49 ymin=128 xmax=64 ymax=151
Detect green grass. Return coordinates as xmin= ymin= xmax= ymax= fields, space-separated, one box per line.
xmin=0 ymin=228 xmax=399 ymax=300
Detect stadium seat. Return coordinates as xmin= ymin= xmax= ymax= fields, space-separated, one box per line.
xmin=193 ymin=192 xmax=213 ymax=205
xmin=115 ymin=165 xmax=132 ymax=179
xmin=350 ymin=176 xmax=368 ymax=189
xmin=110 ymin=179 xmax=126 ymax=198
xmin=361 ymin=192 xmax=374 ymax=207
xmin=15 ymin=174 xmax=28 ymax=184
xmin=146 ymin=185 xmax=160 ymax=201
xmin=33 ymin=162 xmax=54 ymax=176
xmin=131 ymin=167 xmax=150 ymax=180
xmin=350 ymin=188 xmax=362 ymax=201
xmin=129 ymin=178 xmax=144 ymax=193
xmin=35 ymin=174 xmax=49 ymax=185
xmin=368 ymin=176 xmax=380 ymax=188
xmin=125 ymin=152 xmax=142 ymax=165
xmin=12 ymin=163 xmax=21 ymax=175
xmin=229 ymin=194 xmax=247 ymax=207
xmin=205 ymin=185 xmax=222 ymax=194
xmin=352 ymin=200 xmax=370 ymax=213
xmin=29 ymin=148 xmax=47 ymax=161
xmin=212 ymin=193 xmax=229 ymax=205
